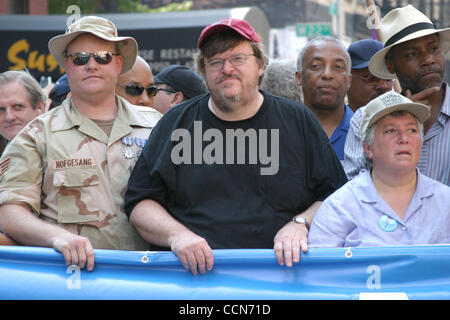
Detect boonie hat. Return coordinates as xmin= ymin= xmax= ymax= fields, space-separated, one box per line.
xmin=197 ymin=18 xmax=259 ymax=48
xmin=48 ymin=16 xmax=138 ymax=74
xmin=154 ymin=65 xmax=207 ymax=100
xmin=368 ymin=5 xmax=450 ymax=79
xmin=348 ymin=39 xmax=384 ymax=69
xmin=361 ymin=91 xmax=430 ymax=138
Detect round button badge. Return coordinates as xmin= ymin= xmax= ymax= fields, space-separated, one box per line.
xmin=378 ymin=215 xmax=398 ymax=232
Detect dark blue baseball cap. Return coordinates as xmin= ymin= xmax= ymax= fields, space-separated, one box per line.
xmin=154 ymin=65 xmax=207 ymax=100
xmin=52 ymin=74 xmax=70 ymax=97
xmin=348 ymin=39 xmax=384 ymax=70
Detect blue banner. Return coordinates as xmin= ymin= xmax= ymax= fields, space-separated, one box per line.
xmin=0 ymin=245 xmax=449 ymax=300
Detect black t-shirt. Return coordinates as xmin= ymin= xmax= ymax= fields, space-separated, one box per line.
xmin=125 ymin=91 xmax=347 ymax=249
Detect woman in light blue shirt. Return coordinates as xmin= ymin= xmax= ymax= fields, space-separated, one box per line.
xmin=308 ymin=92 xmax=450 ymax=247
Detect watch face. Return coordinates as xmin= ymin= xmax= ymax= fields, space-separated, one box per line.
xmin=294 ymin=217 xmax=306 ymax=224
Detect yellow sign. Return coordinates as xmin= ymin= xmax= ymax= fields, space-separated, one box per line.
xmin=7 ymin=38 xmax=64 ymax=74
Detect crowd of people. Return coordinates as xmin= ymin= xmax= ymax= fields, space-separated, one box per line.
xmin=0 ymin=4 xmax=449 ymax=275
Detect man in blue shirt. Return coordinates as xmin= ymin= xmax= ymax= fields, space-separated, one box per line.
xmin=296 ymin=36 xmax=353 ymax=161
xmin=308 ymin=91 xmax=450 ymax=247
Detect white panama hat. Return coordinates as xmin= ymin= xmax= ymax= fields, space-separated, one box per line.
xmin=368 ymin=5 xmax=450 ymax=80
xmin=48 ymin=16 xmax=138 ymax=74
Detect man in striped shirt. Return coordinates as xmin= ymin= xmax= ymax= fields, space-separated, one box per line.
xmin=343 ymin=5 xmax=450 ymax=186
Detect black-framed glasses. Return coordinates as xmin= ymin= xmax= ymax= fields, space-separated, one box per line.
xmin=119 ymin=84 xmax=158 ymax=97
xmin=206 ymin=53 xmax=256 ymax=71
xmin=65 ymin=51 xmax=119 ymax=66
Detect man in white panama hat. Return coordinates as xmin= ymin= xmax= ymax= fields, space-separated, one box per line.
xmin=344 ymin=5 xmax=450 ymax=187
xmin=0 ymin=16 xmax=161 ymax=270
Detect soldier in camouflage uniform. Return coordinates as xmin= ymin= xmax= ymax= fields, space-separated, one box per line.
xmin=0 ymin=16 xmax=161 ymax=270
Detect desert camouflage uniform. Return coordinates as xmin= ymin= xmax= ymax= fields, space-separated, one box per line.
xmin=0 ymin=96 xmax=161 ymax=250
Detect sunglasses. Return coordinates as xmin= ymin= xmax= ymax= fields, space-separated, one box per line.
xmin=65 ymin=51 xmax=119 ymax=66
xmin=119 ymin=84 xmax=158 ymax=97
xmin=154 ymin=86 xmax=177 ymax=95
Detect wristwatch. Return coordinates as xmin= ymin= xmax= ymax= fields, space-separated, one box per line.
xmin=292 ymin=216 xmax=309 ymax=229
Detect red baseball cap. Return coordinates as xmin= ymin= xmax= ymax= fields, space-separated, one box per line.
xmin=197 ymin=18 xmax=260 ymax=48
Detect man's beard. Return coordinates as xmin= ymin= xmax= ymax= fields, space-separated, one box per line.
xmin=207 ymin=73 xmax=256 ymax=112
xmin=399 ymin=67 xmax=444 ymax=94
xmin=209 ymin=87 xmax=242 ymax=113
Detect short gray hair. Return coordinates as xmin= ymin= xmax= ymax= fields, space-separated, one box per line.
xmin=0 ymin=70 xmax=46 ymax=109
xmin=260 ymin=59 xmax=302 ymax=103
xmin=296 ymin=36 xmax=351 ymax=74
xmin=362 ymin=110 xmax=424 ymax=167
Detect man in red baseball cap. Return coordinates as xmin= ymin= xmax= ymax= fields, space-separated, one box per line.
xmin=126 ymin=19 xmax=346 ymax=275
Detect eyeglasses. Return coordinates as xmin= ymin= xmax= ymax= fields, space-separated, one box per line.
xmin=205 ymin=53 xmax=256 ymax=71
xmin=65 ymin=51 xmax=119 ymax=66
xmin=119 ymin=84 xmax=158 ymax=97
